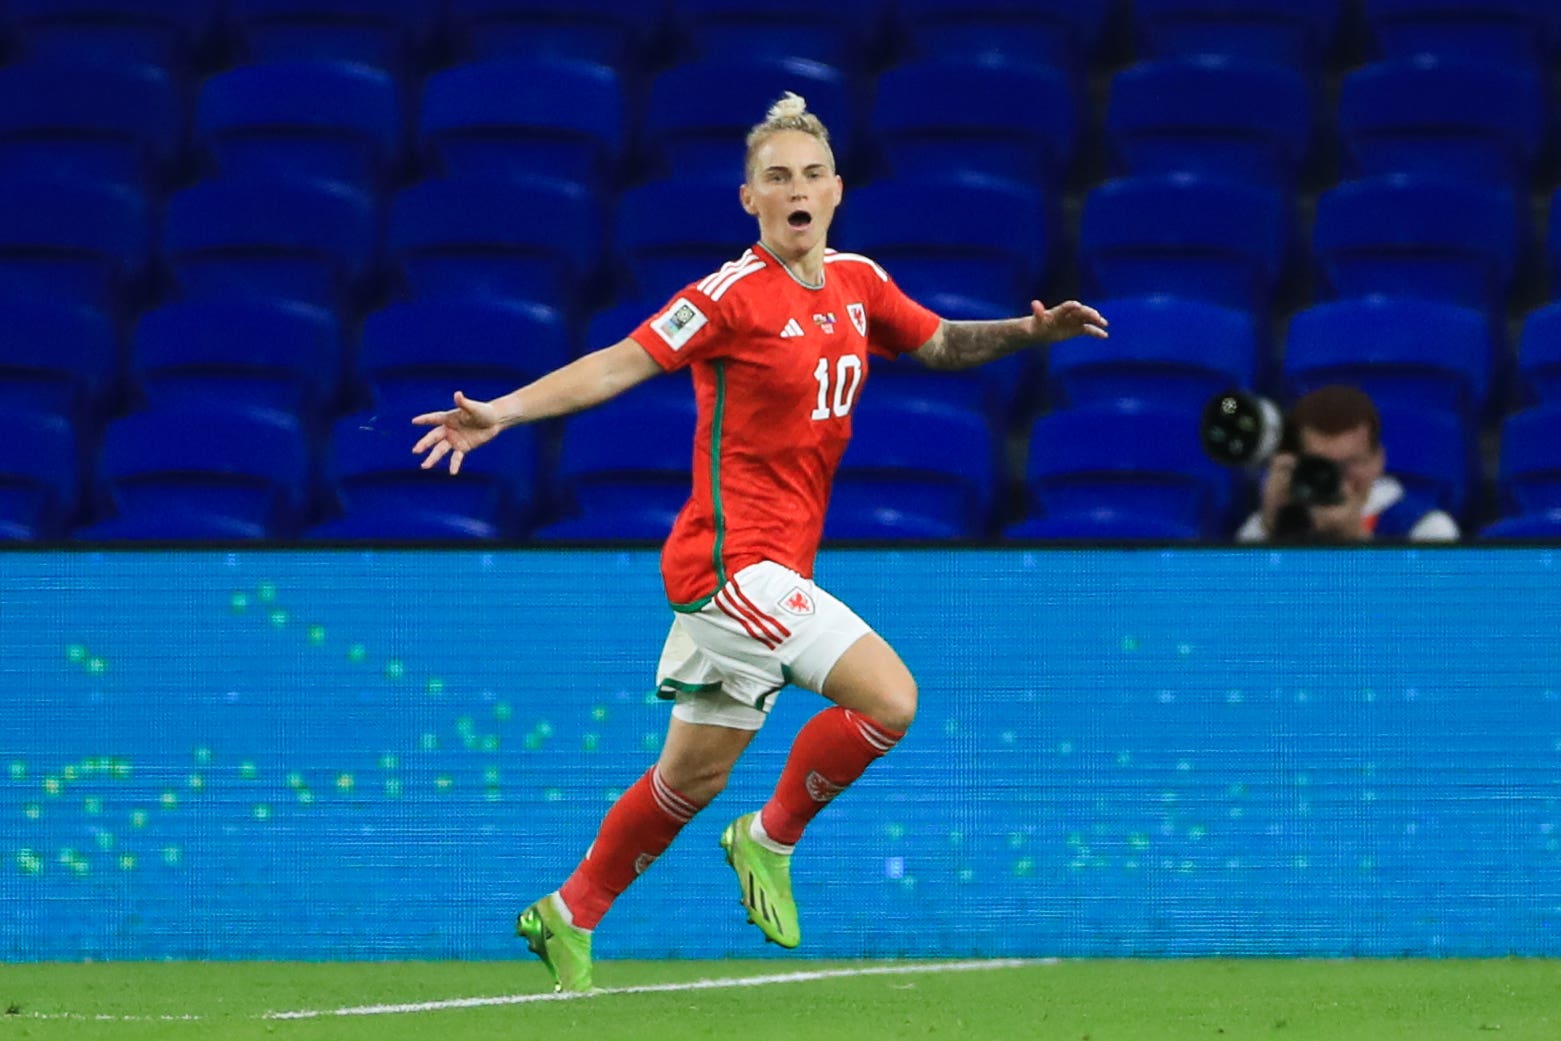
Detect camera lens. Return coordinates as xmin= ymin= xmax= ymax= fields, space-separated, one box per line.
xmin=1200 ymin=390 xmax=1284 ymax=466
xmin=1289 ymin=454 xmax=1344 ymax=507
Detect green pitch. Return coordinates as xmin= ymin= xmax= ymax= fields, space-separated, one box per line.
xmin=4 ymin=958 xmax=1558 ymax=1041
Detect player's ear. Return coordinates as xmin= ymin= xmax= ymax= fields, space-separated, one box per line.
xmin=738 ymin=183 xmax=758 ymax=216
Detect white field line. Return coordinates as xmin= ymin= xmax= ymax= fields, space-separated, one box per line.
xmin=16 ymin=1012 xmax=204 ymax=1023
xmin=13 ymin=959 xmax=1052 ymax=1023
xmin=267 ymin=958 xmax=1054 ymax=1020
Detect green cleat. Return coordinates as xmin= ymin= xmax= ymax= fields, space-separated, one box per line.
xmin=720 ymin=812 xmax=800 ymax=949
xmin=516 ymin=894 xmax=593 ymax=993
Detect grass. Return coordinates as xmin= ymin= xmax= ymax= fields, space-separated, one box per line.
xmin=2 ymin=958 xmax=1558 ymax=1041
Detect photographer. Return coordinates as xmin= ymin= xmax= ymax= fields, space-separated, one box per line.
xmin=1234 ymin=385 xmax=1460 ymax=543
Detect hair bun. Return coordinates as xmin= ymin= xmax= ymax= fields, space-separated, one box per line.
xmin=766 ymin=92 xmax=808 ymax=121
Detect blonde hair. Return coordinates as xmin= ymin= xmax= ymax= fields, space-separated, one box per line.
xmin=744 ymin=92 xmax=835 ymax=181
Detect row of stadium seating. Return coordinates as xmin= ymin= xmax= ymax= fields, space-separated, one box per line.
xmin=11 ymin=380 xmax=1561 ymax=543
xmin=4 ymin=50 xmax=1556 ymax=199
xmin=7 ymin=288 xmax=1561 ymax=542
xmin=4 ymin=0 xmax=1557 ymax=81
xmin=4 ymin=167 xmax=1557 ymax=330
xmin=8 ymin=289 xmax=1559 ymax=438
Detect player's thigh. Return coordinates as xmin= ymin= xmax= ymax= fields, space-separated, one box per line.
xmin=819 ymin=630 xmax=917 ymax=732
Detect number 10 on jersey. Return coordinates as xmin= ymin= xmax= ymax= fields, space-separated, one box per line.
xmin=810 ymin=354 xmax=863 ymax=420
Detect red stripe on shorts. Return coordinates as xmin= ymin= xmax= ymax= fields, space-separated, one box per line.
xmin=715 ymin=590 xmax=778 ymax=649
xmin=730 ymin=578 xmax=791 ymax=641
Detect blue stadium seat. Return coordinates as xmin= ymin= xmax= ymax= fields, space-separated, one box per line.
xmin=1105 ymin=56 xmax=1313 ymax=189
xmin=0 ymin=61 xmax=183 ymax=191
xmin=419 ymin=57 xmax=625 ymax=192
xmin=1517 ymin=303 xmax=1561 ymax=406
xmin=1047 ymin=295 xmax=1258 ymax=413
xmin=1025 ymin=402 xmax=1235 ymax=535
xmin=1133 ymin=0 xmax=1344 ymax=74
xmin=445 ymin=0 xmax=663 ymax=71
xmin=1479 ymin=509 xmax=1561 ymax=540
xmin=0 ymin=410 xmax=80 ymax=541
xmin=355 ymin=297 xmax=567 ymax=406
xmin=1364 ymin=0 xmax=1560 ymax=69
xmin=386 ymin=176 xmax=602 ymax=308
xmin=585 ymin=298 xmax=656 ymax=349
xmin=0 ymin=174 xmax=152 ymax=314
xmin=228 ymin=0 xmax=440 ymax=73
xmin=131 ymin=297 xmax=342 ymax=422
xmin=1004 ymin=508 xmax=1200 ymax=541
xmin=895 ymin=0 xmax=1110 ymax=81
xmin=87 ymin=404 xmax=314 ymax=537
xmin=1079 ymin=173 xmax=1288 ymax=315
xmin=870 ymin=57 xmax=1078 ymax=189
xmin=530 ymin=497 xmax=682 ymax=540
xmin=613 ymin=179 xmax=758 ymax=302
xmin=73 ymin=510 xmax=271 ymax=541
xmin=1377 ymin=404 xmax=1473 ymax=520
xmin=831 ymin=382 xmax=999 ymax=537
xmin=306 ymin=507 xmax=501 ymax=541
xmin=196 ymin=60 xmax=404 ymax=193
xmin=0 ymin=294 xmax=119 ymax=429
xmin=643 ymin=57 xmax=859 ymax=183
xmin=1538 ymin=192 xmax=1561 ymax=302
xmin=323 ymin=406 xmax=540 ymax=534
xmin=1337 ymin=57 xmax=1547 ymax=189
xmin=823 ymin=479 xmax=973 ymax=540
xmin=4 ymin=0 xmax=216 ymax=72
xmin=670 ymin=0 xmax=890 ymax=75
xmin=846 ymin=173 xmax=1048 ymax=311
xmin=162 ymin=177 xmax=378 ymax=310
xmin=1313 ymin=175 xmax=1519 ymax=317
xmin=552 ymin=376 xmax=694 ymax=527
xmin=1283 ymin=296 xmax=1492 ymax=423
xmin=1498 ymin=405 xmax=1561 ymax=516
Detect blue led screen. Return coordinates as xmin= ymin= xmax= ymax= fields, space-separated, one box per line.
xmin=2 ymin=548 xmax=1558 ymax=961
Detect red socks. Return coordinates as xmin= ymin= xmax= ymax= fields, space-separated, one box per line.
xmin=760 ymin=706 xmax=904 ymax=848
xmin=555 ymin=707 xmax=903 ymax=930
xmin=556 ymin=766 xmax=701 ymax=930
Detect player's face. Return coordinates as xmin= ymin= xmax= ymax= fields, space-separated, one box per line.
xmin=1298 ymin=424 xmax=1383 ymax=501
xmin=740 ymin=130 xmax=842 ymax=259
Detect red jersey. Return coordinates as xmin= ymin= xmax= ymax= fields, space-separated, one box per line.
xmin=630 ymin=243 xmax=941 ymax=608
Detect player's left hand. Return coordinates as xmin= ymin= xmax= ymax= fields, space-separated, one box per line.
xmin=1030 ymin=299 xmax=1109 ymax=344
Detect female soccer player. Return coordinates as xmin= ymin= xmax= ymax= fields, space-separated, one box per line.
xmin=412 ymin=93 xmax=1108 ymax=992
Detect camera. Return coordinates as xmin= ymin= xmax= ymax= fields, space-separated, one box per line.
xmin=1199 ymin=390 xmax=1344 ymax=538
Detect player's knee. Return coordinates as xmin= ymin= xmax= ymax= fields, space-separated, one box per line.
xmin=872 ymin=679 xmax=918 ymax=735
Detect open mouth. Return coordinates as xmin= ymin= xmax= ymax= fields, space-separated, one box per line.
xmin=787 ymin=210 xmax=813 ymax=229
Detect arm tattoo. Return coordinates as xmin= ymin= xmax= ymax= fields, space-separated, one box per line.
xmin=920 ymin=319 xmax=1033 ymax=371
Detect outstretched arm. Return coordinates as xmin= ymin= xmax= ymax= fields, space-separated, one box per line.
xmin=411 ymin=338 xmax=663 ymax=474
xmin=911 ymin=299 xmax=1108 ymax=371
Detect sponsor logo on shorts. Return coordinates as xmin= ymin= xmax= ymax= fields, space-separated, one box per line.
xmin=778 ymin=587 xmax=815 ymax=616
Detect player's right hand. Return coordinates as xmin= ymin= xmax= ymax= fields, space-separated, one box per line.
xmin=410 ymin=391 xmax=502 ymax=475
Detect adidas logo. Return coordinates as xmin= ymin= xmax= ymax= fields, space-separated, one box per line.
xmin=779 ymin=318 xmax=805 ymax=338
xmin=745 ymin=870 xmax=785 ymax=939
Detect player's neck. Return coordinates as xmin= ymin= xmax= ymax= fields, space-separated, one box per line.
xmin=759 ymin=239 xmax=826 ymax=288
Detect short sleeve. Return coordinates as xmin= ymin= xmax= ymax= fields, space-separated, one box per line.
xmin=865 ymin=269 xmax=941 ymax=360
xmin=629 ymin=288 xmax=726 ymax=372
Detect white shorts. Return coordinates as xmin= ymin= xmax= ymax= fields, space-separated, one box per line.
xmin=654 ymin=561 xmax=873 ymax=731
